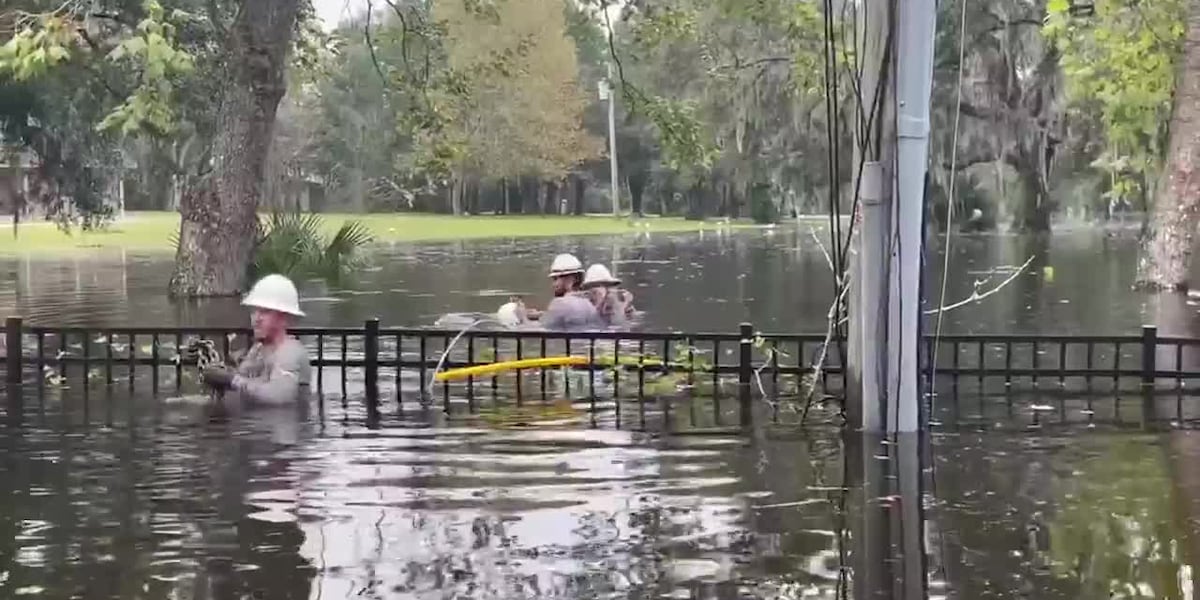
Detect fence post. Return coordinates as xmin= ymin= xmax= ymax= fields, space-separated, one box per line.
xmin=1142 ymin=324 xmax=1157 ymax=389
xmin=739 ymin=323 xmax=753 ymax=427
xmin=6 ymin=314 xmax=22 ymax=408
xmin=6 ymin=317 xmax=21 ymax=386
xmin=364 ymin=318 xmax=380 ymax=420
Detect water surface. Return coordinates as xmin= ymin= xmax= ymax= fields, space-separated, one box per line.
xmin=3 ymin=227 xmax=1199 ymax=599
xmin=0 ymin=228 xmax=1167 ymax=335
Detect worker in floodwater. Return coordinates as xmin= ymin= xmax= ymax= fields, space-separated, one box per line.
xmin=197 ymin=274 xmax=313 ymax=405
xmin=524 ymin=253 xmax=601 ymax=330
xmin=581 ymin=264 xmax=636 ymax=326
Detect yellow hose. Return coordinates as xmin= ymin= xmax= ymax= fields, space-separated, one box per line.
xmin=433 ymin=356 xmax=590 ymax=382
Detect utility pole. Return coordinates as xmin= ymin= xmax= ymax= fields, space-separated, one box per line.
xmin=889 ymin=0 xmax=938 ymax=433
xmin=850 ymin=0 xmax=896 ymax=433
xmin=846 ymin=5 xmax=938 ymax=593
xmin=604 ymin=62 xmax=620 ymax=217
xmin=849 ymin=0 xmax=937 ymax=434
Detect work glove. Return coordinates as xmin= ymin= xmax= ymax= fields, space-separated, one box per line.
xmin=202 ymin=366 xmax=236 ymax=390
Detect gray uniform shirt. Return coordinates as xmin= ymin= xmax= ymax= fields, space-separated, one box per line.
xmin=234 ymin=337 xmax=312 ymax=406
xmin=542 ymin=293 xmax=602 ymax=330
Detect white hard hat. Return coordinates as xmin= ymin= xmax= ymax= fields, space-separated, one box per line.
xmin=548 ymin=253 xmax=584 ymax=278
xmin=581 ymin=264 xmax=620 ymax=288
xmin=242 ymin=274 xmax=305 ymax=317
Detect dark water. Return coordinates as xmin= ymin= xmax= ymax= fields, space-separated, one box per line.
xmin=3 ymin=228 xmax=1200 ymax=599
xmin=5 ymin=394 xmax=1200 ymax=599
xmin=0 ymin=227 xmax=1168 ymax=334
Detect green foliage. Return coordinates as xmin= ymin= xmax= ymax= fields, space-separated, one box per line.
xmin=1044 ymin=0 xmax=1184 ymax=206
xmin=638 ymin=96 xmax=718 ymax=175
xmin=0 ymin=1 xmax=196 ymax=137
xmin=250 ymin=212 xmax=375 ymax=285
xmin=96 ymin=2 xmax=195 ymax=135
xmin=602 ymin=0 xmax=838 ymax=207
xmin=630 ymin=7 xmax=698 ymax=47
xmin=0 ymin=14 xmax=76 ymax=79
xmin=168 ymin=212 xmax=372 ymax=287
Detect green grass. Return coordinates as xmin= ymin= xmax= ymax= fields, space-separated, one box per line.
xmin=0 ymin=211 xmax=762 ymax=254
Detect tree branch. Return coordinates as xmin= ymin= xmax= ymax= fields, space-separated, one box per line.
xmin=363 ymin=0 xmax=388 ymax=85
xmin=976 ymin=18 xmax=1041 ymax=36
xmin=207 ymin=0 xmax=228 ymax=39
xmin=942 ymin=144 xmax=1024 ymax=172
xmin=958 ymin=100 xmax=1000 ymax=121
xmin=73 ymin=28 xmax=132 ymax=99
xmin=711 ymin=55 xmax=793 ymax=72
xmin=922 ymin=255 xmax=1036 ymax=315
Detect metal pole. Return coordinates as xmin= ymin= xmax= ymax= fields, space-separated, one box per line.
xmin=850 ymin=0 xmax=894 ymax=431
xmin=607 ymin=62 xmax=620 ymax=217
xmin=364 ymin=318 xmax=380 ymax=421
xmin=897 ymin=432 xmax=930 ymax=599
xmin=888 ymin=0 xmax=938 ymax=433
xmin=859 ymin=163 xmax=886 ymax=432
xmin=738 ymin=323 xmax=753 ymax=428
xmin=6 ymin=316 xmax=21 ymax=386
xmin=848 ymin=432 xmax=930 ymax=600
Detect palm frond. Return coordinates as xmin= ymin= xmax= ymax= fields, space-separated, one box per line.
xmin=250 ymin=211 xmax=374 ymax=286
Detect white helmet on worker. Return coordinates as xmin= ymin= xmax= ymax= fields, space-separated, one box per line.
xmin=582 ymin=264 xmax=620 ymax=288
xmin=548 ymin=253 xmax=584 ymax=278
xmin=242 ymin=274 xmax=306 ymax=317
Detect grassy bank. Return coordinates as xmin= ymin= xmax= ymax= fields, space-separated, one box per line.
xmin=0 ymin=211 xmax=763 ymax=254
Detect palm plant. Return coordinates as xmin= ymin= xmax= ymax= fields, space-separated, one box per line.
xmin=169 ymin=211 xmax=374 ymax=288
xmin=250 ymin=211 xmax=374 ymax=285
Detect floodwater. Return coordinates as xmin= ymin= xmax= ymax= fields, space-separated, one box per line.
xmin=0 ymin=226 xmax=1163 ymax=334
xmin=3 ymin=227 xmax=1200 ymax=599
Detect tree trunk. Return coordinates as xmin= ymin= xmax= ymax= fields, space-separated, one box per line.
xmin=347 ymin=166 xmax=365 ymax=212
xmin=628 ymin=172 xmax=646 ymax=217
xmin=545 ymin=180 xmax=559 ymax=214
xmin=1015 ymin=171 xmax=1051 ymax=232
xmin=1139 ymin=3 xmax=1200 ymax=289
xmin=1007 ymin=154 xmax=1052 ymax=233
xmin=501 ymin=177 xmax=510 ymax=215
xmin=685 ymin=178 xmax=707 ymax=220
xmin=572 ymin=175 xmax=585 ymax=215
xmin=467 ymin=178 xmax=480 ymax=215
xmin=536 ymin=180 xmax=548 ymax=214
xmin=169 ymin=0 xmax=301 ymax=297
xmin=449 ymin=175 xmax=464 ymax=215
xmin=521 ymin=177 xmax=538 ymax=214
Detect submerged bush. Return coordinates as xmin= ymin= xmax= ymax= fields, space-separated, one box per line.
xmin=170 ymin=211 xmax=374 ymax=288
xmin=250 ymin=212 xmax=374 ymax=286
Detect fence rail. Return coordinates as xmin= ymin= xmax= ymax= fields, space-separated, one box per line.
xmin=6 ymin=316 xmax=1200 ymax=430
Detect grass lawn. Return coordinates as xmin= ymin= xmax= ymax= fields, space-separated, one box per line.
xmin=0 ymin=211 xmax=765 ymax=254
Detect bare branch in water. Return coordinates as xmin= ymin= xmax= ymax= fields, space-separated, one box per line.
xmin=922 ymin=254 xmax=1036 ymax=315
xmin=833 ymin=254 xmax=1036 ymax=327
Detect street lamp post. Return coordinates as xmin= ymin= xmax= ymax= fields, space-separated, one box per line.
xmin=600 ymin=63 xmax=620 ymax=217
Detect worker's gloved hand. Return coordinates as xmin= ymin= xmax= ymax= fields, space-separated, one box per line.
xmin=201 ymin=366 xmax=236 ymax=390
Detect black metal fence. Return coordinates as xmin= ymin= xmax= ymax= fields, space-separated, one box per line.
xmin=5 ymin=316 xmax=1200 ymax=429
xmin=3 ymin=317 xmax=839 ymax=430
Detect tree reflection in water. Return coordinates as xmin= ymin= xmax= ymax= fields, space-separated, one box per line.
xmin=1045 ymin=436 xmax=1187 ymax=599
xmin=0 ymin=397 xmax=317 ymax=600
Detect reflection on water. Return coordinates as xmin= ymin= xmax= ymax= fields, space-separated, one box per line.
xmin=0 ymin=385 xmax=852 ymax=600
xmin=5 ymin=374 xmax=1200 ymax=599
xmin=0 ymin=228 xmax=1162 ymax=334
xmin=5 ymin=228 xmax=1200 ymax=599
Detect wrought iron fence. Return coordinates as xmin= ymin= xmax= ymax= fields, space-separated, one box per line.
xmin=5 ymin=316 xmax=1200 ymax=430
xmin=2 ymin=317 xmax=840 ymax=430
